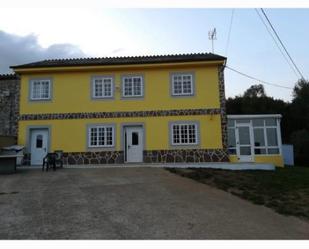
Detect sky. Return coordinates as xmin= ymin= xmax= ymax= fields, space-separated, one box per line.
xmin=0 ymin=7 xmax=308 ymax=101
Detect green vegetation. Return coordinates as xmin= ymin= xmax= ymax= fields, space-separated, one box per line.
xmin=226 ymin=80 xmax=309 ymax=165
xmin=167 ymin=167 xmax=309 ymax=220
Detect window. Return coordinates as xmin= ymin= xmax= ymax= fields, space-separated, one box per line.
xmin=252 ymin=119 xmax=264 ymax=127
xmin=236 ymin=119 xmax=250 ymax=124
xmin=227 ymin=119 xmax=235 ymax=127
xmin=171 ymin=73 xmax=194 ymax=96
xmin=36 ymin=135 xmax=43 ymax=148
xmin=253 ymin=118 xmax=280 ymax=155
xmin=227 ymin=120 xmax=237 ymax=154
xmin=253 ymin=128 xmax=265 ymax=147
xmin=122 ymin=76 xmax=143 ymax=97
xmin=88 ymin=125 xmax=115 ymax=147
xmin=132 ymin=132 xmax=139 ymax=145
xmin=228 ymin=127 xmax=237 ymax=154
xmin=265 ymin=118 xmax=276 ymax=126
xmin=30 ymin=79 xmax=51 ymax=100
xmin=227 ymin=118 xmax=281 ymax=156
xmin=171 ymin=123 xmax=198 ymax=145
xmin=266 ymin=128 xmax=278 ymax=146
xmin=92 ymin=77 xmax=113 ymax=98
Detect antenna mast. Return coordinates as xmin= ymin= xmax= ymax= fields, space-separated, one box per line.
xmin=208 ymin=28 xmax=217 ymax=53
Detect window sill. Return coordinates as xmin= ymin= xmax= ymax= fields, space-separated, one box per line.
xmin=29 ymin=98 xmax=52 ymax=102
xmin=169 ymin=144 xmax=200 ymax=149
xmin=91 ymin=96 xmax=114 ymax=100
xmin=171 ymin=94 xmax=195 ymax=97
xmin=121 ymin=95 xmax=144 ymax=99
xmin=87 ymin=146 xmax=116 ymax=152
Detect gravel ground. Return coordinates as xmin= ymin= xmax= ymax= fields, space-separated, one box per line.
xmin=0 ymin=167 xmax=308 ymax=239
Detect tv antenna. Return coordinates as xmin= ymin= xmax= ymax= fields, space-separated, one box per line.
xmin=208 ymin=28 xmax=217 ymax=53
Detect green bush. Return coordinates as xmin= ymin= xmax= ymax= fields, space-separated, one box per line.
xmin=290 ymin=129 xmax=309 ymax=166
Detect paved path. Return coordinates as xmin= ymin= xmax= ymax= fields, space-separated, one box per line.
xmin=0 ymin=168 xmax=308 ymax=239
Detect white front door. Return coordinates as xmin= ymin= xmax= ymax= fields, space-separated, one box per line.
xmin=125 ymin=126 xmax=143 ymax=163
xmin=30 ymin=129 xmax=49 ymax=165
xmin=236 ymin=124 xmax=253 ymax=162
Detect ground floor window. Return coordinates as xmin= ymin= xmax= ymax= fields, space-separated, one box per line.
xmin=88 ymin=125 xmax=115 ymax=148
xmin=171 ymin=122 xmax=198 ymax=145
xmin=253 ymin=119 xmax=280 ymax=155
xmin=227 ymin=127 xmax=237 ymax=154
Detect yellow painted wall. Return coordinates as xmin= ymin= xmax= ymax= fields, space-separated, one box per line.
xmin=19 ymin=65 xmax=220 ymax=114
xmin=18 ymin=114 xmax=223 ymax=152
xmin=229 ymin=155 xmax=284 ymax=167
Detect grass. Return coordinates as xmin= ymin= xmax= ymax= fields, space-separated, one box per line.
xmin=167 ymin=166 xmax=309 ymax=220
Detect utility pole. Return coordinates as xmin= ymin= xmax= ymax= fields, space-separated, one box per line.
xmin=208 ymin=28 xmax=217 ymax=53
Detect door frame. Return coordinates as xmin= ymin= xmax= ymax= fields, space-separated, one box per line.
xmin=26 ymin=125 xmax=51 ymax=155
xmin=235 ymin=122 xmax=254 ymax=162
xmin=120 ymin=123 xmax=145 ymax=163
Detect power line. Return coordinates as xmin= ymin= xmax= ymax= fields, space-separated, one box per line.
xmin=225 ymin=9 xmax=235 ymax=56
xmin=225 ymin=65 xmax=293 ymax=90
xmin=254 ymin=9 xmax=299 ymax=78
xmin=260 ymin=8 xmax=305 ymax=80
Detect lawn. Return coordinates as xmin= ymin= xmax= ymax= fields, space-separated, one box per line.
xmin=167 ymin=166 xmax=309 ymax=220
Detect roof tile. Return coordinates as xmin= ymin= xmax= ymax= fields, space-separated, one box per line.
xmin=11 ymin=53 xmax=226 ymax=69
xmin=0 ymin=74 xmax=19 ymax=80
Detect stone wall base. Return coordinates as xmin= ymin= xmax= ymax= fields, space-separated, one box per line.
xmin=62 ymin=151 xmax=124 ymax=165
xmin=62 ymin=149 xmax=229 ymax=165
xmin=143 ymin=149 xmax=229 ymax=163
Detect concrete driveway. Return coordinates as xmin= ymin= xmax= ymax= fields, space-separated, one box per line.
xmin=0 ymin=167 xmax=308 ymax=239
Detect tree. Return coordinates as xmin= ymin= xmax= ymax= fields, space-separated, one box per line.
xmin=290 ymin=130 xmax=309 ymax=166
xmin=289 ymin=79 xmax=309 ymax=131
xmin=226 ymin=84 xmax=286 ymax=116
xmin=292 ymin=78 xmax=309 ymax=100
xmin=243 ymin=84 xmax=267 ymax=98
xmin=287 ymin=79 xmax=309 ymax=165
xmin=226 ymin=80 xmax=309 ymax=166
xmin=226 ymin=84 xmax=288 ymax=141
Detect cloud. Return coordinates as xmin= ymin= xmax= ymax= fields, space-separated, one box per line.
xmin=0 ymin=30 xmax=86 ymax=74
xmin=110 ymin=48 xmax=126 ymax=55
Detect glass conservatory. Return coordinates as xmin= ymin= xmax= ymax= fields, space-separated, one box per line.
xmin=227 ymin=114 xmax=283 ymax=166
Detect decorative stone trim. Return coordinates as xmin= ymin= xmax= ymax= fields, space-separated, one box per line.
xmin=61 ymin=149 xmax=228 ymax=165
xmin=218 ymin=65 xmax=228 ymax=150
xmin=19 ymin=108 xmax=222 ymax=121
xmin=144 ymin=149 xmax=229 ymax=163
xmin=62 ymin=151 xmax=124 ymax=165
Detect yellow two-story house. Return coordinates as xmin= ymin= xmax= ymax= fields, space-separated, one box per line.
xmin=11 ymin=53 xmax=229 ymax=165
xmin=11 ymin=53 xmax=284 ymax=167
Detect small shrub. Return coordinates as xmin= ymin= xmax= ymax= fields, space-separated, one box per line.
xmin=290 ymin=129 xmax=309 ymax=166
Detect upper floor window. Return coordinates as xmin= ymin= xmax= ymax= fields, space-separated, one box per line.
xmin=122 ymin=76 xmax=143 ymax=97
xmin=92 ymin=77 xmax=113 ymax=99
xmin=171 ymin=73 xmax=194 ymax=96
xmin=88 ymin=125 xmax=115 ymax=148
xmin=171 ymin=122 xmax=199 ymax=146
xmin=30 ymin=79 xmax=51 ymax=100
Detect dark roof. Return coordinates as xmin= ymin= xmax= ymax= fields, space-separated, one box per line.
xmin=11 ymin=53 xmax=226 ymax=69
xmin=0 ymin=74 xmax=19 ymax=80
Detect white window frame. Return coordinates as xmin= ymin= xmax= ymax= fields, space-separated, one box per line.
xmin=171 ymin=122 xmax=198 ymax=146
xmin=122 ymin=75 xmax=144 ymax=97
xmin=227 ymin=120 xmax=237 ymax=155
xmin=92 ymin=77 xmax=114 ymax=99
xmin=253 ymin=119 xmax=280 ymax=155
xmin=88 ymin=125 xmax=115 ymax=148
xmin=171 ymin=73 xmax=194 ymax=96
xmin=30 ymin=79 xmax=51 ymax=100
